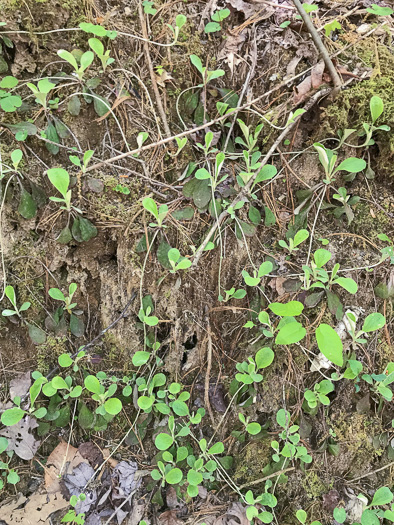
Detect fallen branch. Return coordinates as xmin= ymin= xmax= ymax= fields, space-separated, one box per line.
xmin=292 ymin=0 xmax=342 ymax=94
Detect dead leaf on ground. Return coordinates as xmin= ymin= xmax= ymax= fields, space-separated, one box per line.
xmin=158 ymin=510 xmax=184 ymax=525
xmin=113 ymin=461 xmax=141 ymax=500
xmin=0 ymin=416 xmax=40 ymax=461
xmin=45 ymin=441 xmax=87 ymax=493
xmin=78 ymin=441 xmax=104 ymax=468
xmin=293 ymin=61 xmax=325 ymax=104
xmin=95 ymin=95 xmax=131 ymax=122
xmin=213 ymin=503 xmax=249 ymax=525
xmin=0 ymin=492 xmax=68 ymax=524
xmin=9 ymin=371 xmax=31 ymax=400
xmin=63 ymin=462 xmax=97 ymax=514
xmin=156 ymin=70 xmax=174 ymax=87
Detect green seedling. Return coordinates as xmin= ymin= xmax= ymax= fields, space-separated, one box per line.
xmin=272 ymin=409 xmax=312 ymax=465
xmin=84 ymin=374 xmax=123 ymax=416
xmin=49 ymin=283 xmax=78 ymax=314
xmin=238 ymin=412 xmax=262 ymax=436
xmin=357 ymin=487 xmax=394 ymax=525
xmin=278 ymin=229 xmax=309 ymax=254
xmin=296 ymin=509 xmax=322 ymax=525
xmin=169 ymin=137 xmax=188 ymax=157
xmin=313 ymin=142 xmax=366 ymax=183
xmin=0 ymin=438 xmax=20 ymax=490
xmin=88 ymin=38 xmax=114 ymax=71
xmin=221 ymin=287 xmax=246 ymax=302
xmin=205 ymin=8 xmax=230 ymax=33
xmin=302 ymin=249 xmax=358 ymax=295
xmin=362 ymin=362 xmax=394 ymax=403
xmin=331 ymin=187 xmax=360 ymax=224
xmin=303 ymin=380 xmax=334 ymax=412
xmin=57 ymin=49 xmax=94 ymax=81
xmin=49 ymin=283 xmax=85 ymax=337
xmin=47 ymin=168 xmax=81 ymax=213
xmin=0 ymin=75 xmax=22 ymax=113
xmin=69 ymin=150 xmax=94 ymax=173
xmin=143 ymin=197 xmax=168 ymax=228
xmin=142 ymin=0 xmax=157 ymax=14
xmin=245 ymin=484 xmax=277 ymax=524
xmin=242 ymin=260 xmax=272 ymax=287
xmin=190 ymin=54 xmax=225 ymax=86
xmin=113 ymin=184 xmax=130 ymax=194
xmin=167 ymin=14 xmax=187 ymax=43
xmin=366 ymin=4 xmax=393 ymax=16
xmin=61 ymin=494 xmax=86 ymax=524
xmin=345 ymin=311 xmax=386 ymax=345
xmin=26 ymin=78 xmax=55 ymax=110
xmin=324 ymin=19 xmax=341 ymax=37
xmin=1 ymin=285 xmax=30 ymax=318
xmin=167 ymin=248 xmax=191 ymax=273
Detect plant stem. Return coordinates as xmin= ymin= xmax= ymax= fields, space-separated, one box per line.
xmin=292 ymin=0 xmax=342 ymax=94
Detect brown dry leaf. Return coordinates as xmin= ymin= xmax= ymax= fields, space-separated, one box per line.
xmin=268 ymin=276 xmax=286 ymax=296
xmin=158 ymin=510 xmax=184 ymax=525
xmin=9 ymin=371 xmax=31 ymax=400
xmin=213 ymin=503 xmax=249 ymax=525
xmin=155 ymin=70 xmax=174 ymax=88
xmin=0 ymin=416 xmax=40 ymax=461
xmin=0 ymin=492 xmax=68 ymax=524
xmin=95 ymin=95 xmax=131 ymax=122
xmin=311 ymin=60 xmax=325 ymax=89
xmin=225 ymin=0 xmax=258 ymax=17
xmin=45 ymin=441 xmax=87 ymax=493
xmin=293 ymin=61 xmax=325 ymax=104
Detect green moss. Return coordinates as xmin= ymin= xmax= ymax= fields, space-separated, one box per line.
xmin=233 ymin=439 xmax=272 ymax=486
xmin=301 ymin=469 xmax=328 ymax=500
xmin=351 ymin=202 xmax=390 ymax=241
xmin=36 ymin=336 xmax=68 ymax=372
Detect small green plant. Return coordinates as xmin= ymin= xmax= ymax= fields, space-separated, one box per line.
xmin=143 ymin=0 xmax=157 ymax=15
xmin=345 ymin=311 xmax=386 ymax=345
xmin=84 ymin=374 xmax=123 ymax=416
xmin=245 ymin=483 xmax=277 ymax=524
xmin=47 ymin=168 xmax=80 ymax=213
xmin=271 ymin=409 xmax=312 ymax=465
xmin=303 ymin=380 xmax=334 ymax=412
xmin=167 ymin=248 xmax=191 ymax=273
xmin=49 ymin=283 xmax=85 ymax=337
xmin=57 ymin=49 xmax=94 ymax=81
xmin=167 ymin=15 xmax=187 ymax=44
xmin=330 ymin=187 xmax=360 ymax=224
xmin=61 ymin=494 xmax=86 ymax=524
xmin=366 ymin=4 xmax=393 ymax=16
xmin=221 ymin=287 xmax=246 ymax=302
xmin=296 ymin=509 xmax=321 ymax=525
xmin=313 ymin=142 xmax=366 ymax=183
xmin=113 ymin=184 xmax=130 ymax=195
xmin=0 ymin=438 xmax=20 ymax=490
xmin=362 ymin=362 xmax=394 ymax=403
xmin=190 ymin=54 xmax=225 ymax=86
xmin=69 ymin=150 xmax=94 ymax=173
xmin=1 ymin=285 xmax=30 ymax=318
xmin=204 ymin=9 xmax=230 ymax=33
xmin=88 ymin=38 xmax=114 ymax=71
xmin=143 ymin=197 xmax=168 ymax=228
xmin=47 ymin=168 xmax=97 ymax=243
xmin=26 ymin=78 xmax=55 ymax=110
xmin=0 ymin=75 xmax=22 ymax=113
xmin=357 ymin=487 xmax=394 ymax=524
xmin=278 ymin=229 xmax=309 ymax=254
